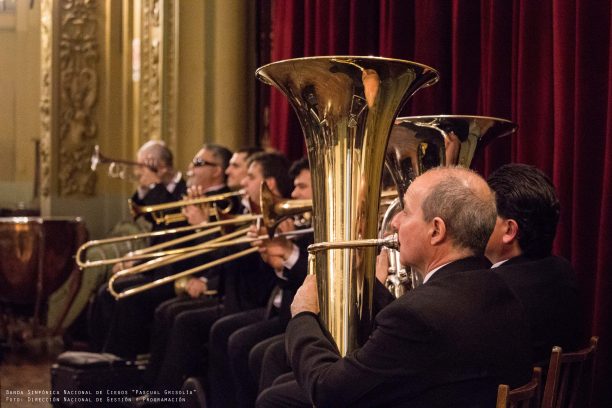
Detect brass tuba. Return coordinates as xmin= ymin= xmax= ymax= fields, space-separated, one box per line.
xmin=381 ymin=115 xmax=518 ymax=297
xmin=256 ymin=56 xmax=438 ymax=355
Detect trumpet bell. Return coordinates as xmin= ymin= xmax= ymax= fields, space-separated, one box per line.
xmin=257 ymin=56 xmax=438 ymax=355
xmin=90 ymin=145 xmax=102 ymax=171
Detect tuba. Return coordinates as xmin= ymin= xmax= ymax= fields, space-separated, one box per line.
xmin=256 ymin=56 xmax=438 ymax=355
xmin=381 ymin=115 xmax=518 ymax=297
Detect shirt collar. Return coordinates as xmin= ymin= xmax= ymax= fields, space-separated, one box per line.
xmin=422 ymin=261 xmax=452 ymax=284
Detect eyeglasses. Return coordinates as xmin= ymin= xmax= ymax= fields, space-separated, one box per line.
xmin=192 ymin=158 xmax=220 ymax=168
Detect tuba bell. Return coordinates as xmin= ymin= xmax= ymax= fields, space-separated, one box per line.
xmin=256 ymin=56 xmax=438 ymax=355
xmin=381 ymin=115 xmax=518 ymax=297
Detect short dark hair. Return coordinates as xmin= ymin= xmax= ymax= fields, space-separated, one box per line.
xmin=421 ymin=167 xmax=497 ymax=255
xmin=203 ymin=143 xmax=233 ymax=174
xmin=289 ymin=157 xmax=310 ymax=180
xmin=247 ymin=151 xmax=293 ymax=198
xmin=237 ymin=147 xmax=264 ymax=159
xmin=487 ymin=163 xmax=560 ymax=257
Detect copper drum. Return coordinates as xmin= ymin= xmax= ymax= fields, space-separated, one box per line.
xmin=0 ymin=217 xmax=87 ymax=304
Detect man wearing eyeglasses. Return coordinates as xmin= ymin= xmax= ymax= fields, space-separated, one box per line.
xmin=90 ymin=144 xmax=233 ymax=361
xmin=141 ymin=152 xmax=293 ymax=402
xmin=181 ymin=144 xmax=234 ymax=226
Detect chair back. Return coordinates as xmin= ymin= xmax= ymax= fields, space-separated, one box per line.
xmin=497 ymin=366 xmax=542 ymax=408
xmin=541 ymin=336 xmax=599 ymax=408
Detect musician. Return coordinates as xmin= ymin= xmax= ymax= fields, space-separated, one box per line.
xmin=208 ymin=157 xmax=313 ymax=408
xmin=145 ymin=151 xmax=292 ymax=396
xmin=226 ymin=147 xmax=265 ymax=190
xmin=131 ymin=140 xmax=187 ymax=244
xmin=486 ymin=163 xmax=583 ymax=363
xmin=89 ymin=144 xmax=233 ymax=359
xmin=87 ymin=140 xmax=185 ymax=351
xmin=144 ymin=146 xmax=265 ymax=383
xmin=257 ymin=167 xmax=532 ymax=408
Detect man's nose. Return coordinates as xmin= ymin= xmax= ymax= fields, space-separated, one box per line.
xmin=390 ymin=212 xmax=401 ymax=231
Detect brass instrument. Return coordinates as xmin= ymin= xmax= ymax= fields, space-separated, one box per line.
xmin=90 ymin=145 xmax=156 ymax=182
xmin=108 ymin=227 xmax=251 ymax=299
xmin=128 ymin=189 xmax=246 ymax=225
xmin=105 ymin=181 xmax=313 ymax=298
xmin=75 ymin=214 xmax=258 ymax=269
xmin=256 ymin=56 xmax=439 ymax=355
xmin=109 ymin=227 xmax=314 ymax=299
xmin=380 ymin=115 xmax=518 ymax=297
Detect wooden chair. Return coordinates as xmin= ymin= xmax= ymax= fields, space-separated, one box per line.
xmin=496 ymin=366 xmax=542 ymax=408
xmin=541 ymin=336 xmax=599 ymax=408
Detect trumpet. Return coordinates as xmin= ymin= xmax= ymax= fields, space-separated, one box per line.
xmin=129 ymin=189 xmax=246 ymax=225
xmin=91 ymin=145 xmax=156 ymax=182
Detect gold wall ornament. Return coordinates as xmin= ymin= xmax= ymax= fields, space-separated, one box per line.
xmin=40 ymin=0 xmax=52 ymax=198
xmin=40 ymin=0 xmax=100 ymax=197
xmin=137 ymin=0 xmax=178 ymax=149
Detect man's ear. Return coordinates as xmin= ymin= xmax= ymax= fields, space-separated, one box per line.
xmin=264 ymin=177 xmax=279 ymax=196
xmin=213 ymin=165 xmax=224 ymax=179
xmin=430 ymin=217 xmax=447 ymax=246
xmin=502 ymin=219 xmax=519 ymax=244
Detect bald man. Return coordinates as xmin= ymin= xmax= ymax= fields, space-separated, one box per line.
xmin=258 ymin=167 xmax=532 ymax=408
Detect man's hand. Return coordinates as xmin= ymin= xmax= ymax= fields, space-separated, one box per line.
xmin=376 ymin=248 xmax=390 ymax=284
xmin=250 ymin=219 xmax=296 ymax=270
xmin=182 ymin=185 xmax=209 ymax=225
xmin=185 ymin=278 xmax=207 ymax=298
xmin=291 ymin=274 xmax=319 ymax=317
xmin=137 ymin=155 xmax=164 ymax=187
xmin=112 ymin=260 xmax=135 ymax=275
xmin=258 ymin=237 xmax=294 ymax=271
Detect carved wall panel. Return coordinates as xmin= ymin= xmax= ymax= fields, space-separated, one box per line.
xmin=139 ymin=0 xmax=178 ymax=149
xmin=40 ymin=0 xmax=99 ymax=197
xmin=40 ymin=0 xmax=52 ymax=197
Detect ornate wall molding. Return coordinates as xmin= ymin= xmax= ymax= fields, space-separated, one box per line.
xmin=139 ymin=0 xmax=178 ymax=148
xmin=40 ymin=0 xmax=100 ymax=197
xmin=58 ymin=0 xmax=99 ymax=195
xmin=40 ymin=0 xmax=53 ymax=197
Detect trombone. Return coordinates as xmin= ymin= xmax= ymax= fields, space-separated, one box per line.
xmin=128 ymin=189 xmax=247 ymax=225
xmin=75 ymin=214 xmax=259 ymax=269
xmin=108 ymin=227 xmax=313 ymax=299
xmin=76 ymin=186 xmax=312 ymax=270
xmin=77 ymin=184 xmax=396 ymax=270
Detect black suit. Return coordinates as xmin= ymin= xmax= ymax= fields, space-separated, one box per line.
xmin=149 ymin=251 xmax=277 ymax=393
xmin=494 ymin=255 xmax=583 ymax=363
xmin=130 ymin=179 xmax=188 ymax=245
xmin=257 ymin=257 xmax=533 ymax=408
xmin=91 ymin=184 xmax=228 ymax=359
xmin=87 ymin=178 xmax=186 ymax=354
xmin=208 ymin=232 xmax=313 ymax=408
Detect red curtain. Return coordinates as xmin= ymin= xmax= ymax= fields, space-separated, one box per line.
xmin=263 ymin=0 xmax=612 ymax=405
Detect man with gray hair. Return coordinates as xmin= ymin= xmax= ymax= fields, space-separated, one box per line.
xmin=257 ymin=166 xmax=532 ymax=408
xmin=131 ymin=140 xmax=187 ymax=239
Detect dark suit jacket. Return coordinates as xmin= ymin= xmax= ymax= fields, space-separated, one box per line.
xmin=494 ymin=255 xmax=583 ymax=363
xmin=131 ymin=179 xmax=188 ymax=228
xmin=285 ymin=257 xmax=532 ymax=408
xmin=276 ymin=231 xmax=314 ymax=325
